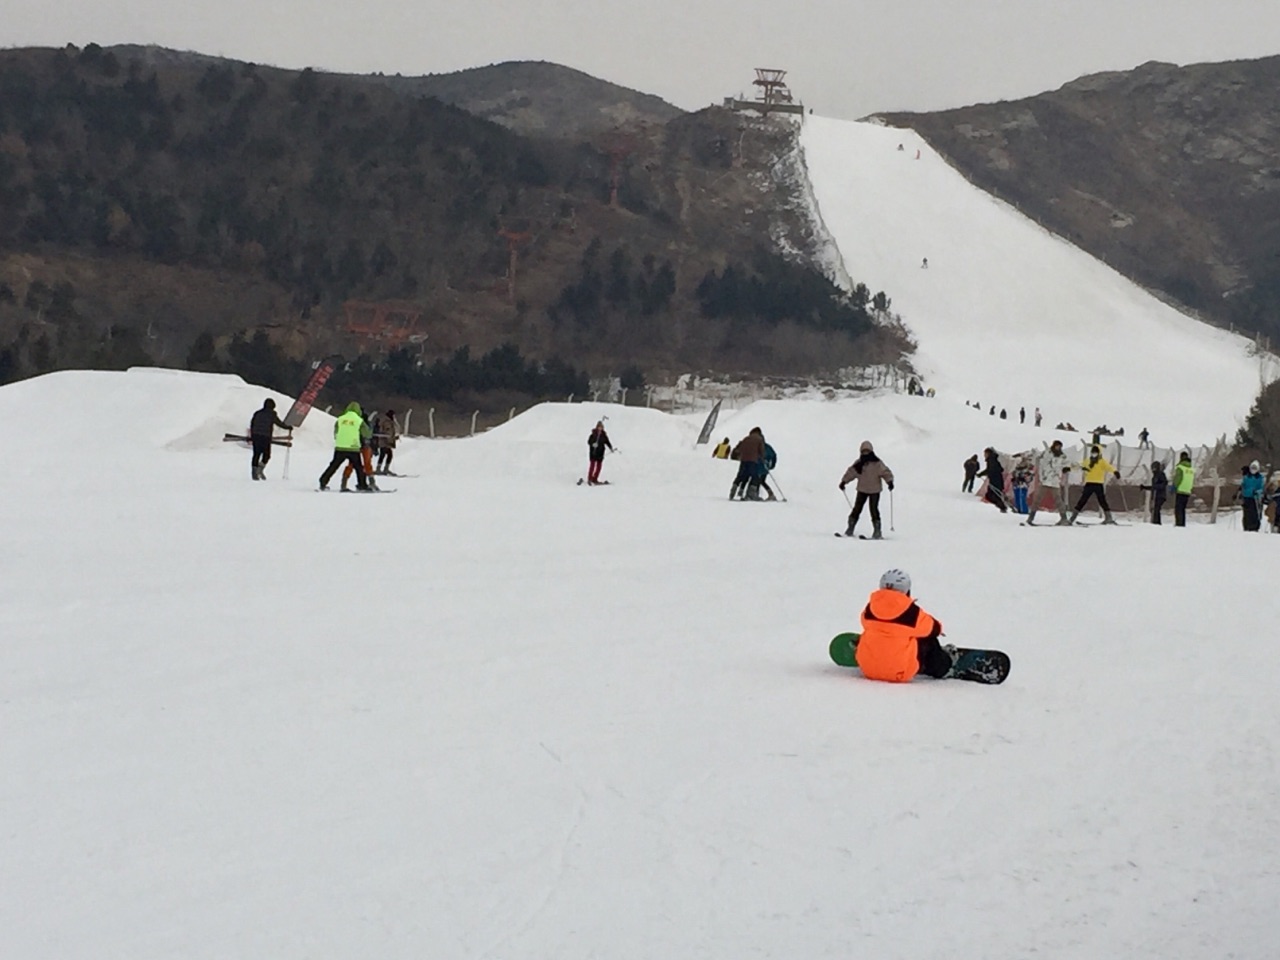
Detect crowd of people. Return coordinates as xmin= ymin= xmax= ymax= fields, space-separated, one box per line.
xmin=247 ymin=395 xmax=1280 ymax=533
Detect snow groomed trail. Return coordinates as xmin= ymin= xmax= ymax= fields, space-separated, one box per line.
xmin=2 ymin=368 xmax=1277 ymax=960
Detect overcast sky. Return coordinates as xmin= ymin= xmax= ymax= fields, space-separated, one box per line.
xmin=4 ymin=0 xmax=1279 ymax=118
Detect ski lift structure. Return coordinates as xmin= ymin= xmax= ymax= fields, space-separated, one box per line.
xmin=723 ymin=68 xmax=805 ymax=116
xmin=343 ymin=300 xmax=425 ymax=352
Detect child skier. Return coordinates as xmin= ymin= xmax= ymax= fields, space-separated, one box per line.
xmin=856 ymin=569 xmax=954 ymax=683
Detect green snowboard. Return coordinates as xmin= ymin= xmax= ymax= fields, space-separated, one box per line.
xmin=828 ymin=632 xmax=1010 ymax=684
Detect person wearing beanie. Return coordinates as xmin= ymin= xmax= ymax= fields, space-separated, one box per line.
xmin=839 ymin=441 xmax=894 ymax=538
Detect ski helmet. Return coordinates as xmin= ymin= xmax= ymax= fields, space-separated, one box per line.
xmin=879 ymin=568 xmax=911 ymax=594
xmin=1250 ymin=460 xmax=1260 ymax=474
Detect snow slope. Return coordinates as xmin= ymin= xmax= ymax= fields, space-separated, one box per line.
xmin=3 ymin=368 xmax=1278 ymax=960
xmin=800 ymin=115 xmax=1278 ymax=443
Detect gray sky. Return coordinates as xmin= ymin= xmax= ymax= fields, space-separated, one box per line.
xmin=4 ymin=0 xmax=1279 ymax=118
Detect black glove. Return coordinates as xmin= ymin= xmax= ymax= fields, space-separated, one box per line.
xmin=887 ymin=481 xmax=895 ymax=491
xmin=839 ymin=482 xmax=846 ymax=491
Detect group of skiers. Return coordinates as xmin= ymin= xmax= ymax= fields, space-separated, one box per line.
xmin=722 ymin=427 xmax=780 ymax=501
xmin=246 ymin=398 xmax=400 ymax=490
xmin=965 ymin=441 xmax=1214 ymax=527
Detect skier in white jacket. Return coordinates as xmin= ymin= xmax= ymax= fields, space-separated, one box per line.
xmin=1026 ymin=439 xmax=1073 ymax=526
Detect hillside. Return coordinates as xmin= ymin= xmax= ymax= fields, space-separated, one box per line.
xmin=875 ymin=57 xmax=1280 ymax=341
xmin=800 ymin=116 xmax=1278 ymax=442
xmin=0 ymin=44 xmax=905 ymax=403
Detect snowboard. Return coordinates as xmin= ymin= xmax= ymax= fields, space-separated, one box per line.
xmin=829 ymin=632 xmax=1011 ymax=685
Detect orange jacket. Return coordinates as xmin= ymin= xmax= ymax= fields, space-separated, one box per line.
xmin=857 ymin=589 xmax=942 ymax=683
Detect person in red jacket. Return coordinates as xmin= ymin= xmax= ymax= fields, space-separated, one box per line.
xmin=857 ymin=569 xmax=954 ymax=682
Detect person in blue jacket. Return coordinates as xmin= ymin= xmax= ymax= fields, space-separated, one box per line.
xmin=758 ymin=442 xmax=779 ymax=501
xmin=1239 ymin=460 xmax=1266 ymax=531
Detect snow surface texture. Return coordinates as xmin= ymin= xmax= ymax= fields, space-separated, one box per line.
xmin=800 ymin=115 xmax=1279 ymax=444
xmin=4 ymin=367 xmax=1277 ymax=960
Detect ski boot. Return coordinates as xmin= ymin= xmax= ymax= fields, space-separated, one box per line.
xmin=1102 ymin=511 xmax=1118 ymax=525
xmin=1065 ymin=510 xmax=1078 ymax=525
xmin=871 ymin=522 xmax=883 ymax=540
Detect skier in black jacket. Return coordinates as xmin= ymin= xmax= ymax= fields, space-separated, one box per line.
xmin=249 ymin=398 xmax=290 ymax=480
xmin=976 ymin=447 xmax=1008 ymax=513
xmin=1140 ymin=462 xmax=1168 ymax=524
xmin=586 ymin=421 xmax=613 ymax=485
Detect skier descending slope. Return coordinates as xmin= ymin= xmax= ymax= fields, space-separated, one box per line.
xmin=585 ymin=420 xmax=613 ymax=485
xmin=838 ymin=441 xmax=893 ymax=537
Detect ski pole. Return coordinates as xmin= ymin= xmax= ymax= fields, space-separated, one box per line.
xmin=769 ymin=473 xmax=787 ymax=502
xmin=890 ymin=487 xmax=895 ymax=531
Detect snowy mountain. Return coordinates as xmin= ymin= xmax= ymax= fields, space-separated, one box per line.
xmin=800 ymin=115 xmax=1278 ymax=443
xmin=3 ymin=365 xmax=1277 ymax=959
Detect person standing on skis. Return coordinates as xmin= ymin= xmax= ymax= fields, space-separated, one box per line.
xmin=839 ymin=440 xmax=894 ymax=538
xmin=1239 ymin=460 xmax=1265 ymax=531
xmin=1067 ymin=444 xmax=1120 ymax=524
xmin=586 ymin=420 xmax=613 ymax=485
xmin=372 ymin=409 xmax=400 ymax=475
xmin=856 ymin=568 xmax=954 ymax=683
xmin=319 ymin=401 xmax=371 ymax=492
xmin=730 ymin=427 xmax=765 ymax=500
xmin=1026 ymin=439 xmax=1072 ymax=525
xmin=248 ymin=397 xmax=290 ymax=480
xmin=1141 ymin=461 xmax=1169 ymax=524
xmin=758 ymin=441 xmax=780 ymax=501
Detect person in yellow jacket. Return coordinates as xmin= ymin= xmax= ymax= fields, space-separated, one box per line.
xmin=1171 ymin=451 xmax=1195 ymax=526
xmin=319 ymin=401 xmax=372 ymax=491
xmin=1067 ymin=444 xmax=1120 ymax=524
xmin=711 ymin=437 xmax=731 ymax=459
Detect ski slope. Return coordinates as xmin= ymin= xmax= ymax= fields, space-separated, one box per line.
xmin=3 ymin=367 xmax=1278 ymax=960
xmin=800 ymin=115 xmax=1278 ymax=443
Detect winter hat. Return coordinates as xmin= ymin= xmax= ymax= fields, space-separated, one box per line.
xmin=879 ymin=568 xmax=911 ymax=594
xmin=860 ymin=440 xmax=874 ymax=454
xmin=264 ymin=398 xmax=275 ymax=409
xmin=1250 ymin=460 xmax=1261 ymax=474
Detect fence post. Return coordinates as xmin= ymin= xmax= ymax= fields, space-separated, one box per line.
xmin=428 ymin=408 xmax=436 ymax=439
xmin=1210 ymin=468 xmax=1222 ymax=523
xmin=470 ymin=410 xmax=479 ymax=436
xmin=403 ymin=409 xmax=413 ymax=435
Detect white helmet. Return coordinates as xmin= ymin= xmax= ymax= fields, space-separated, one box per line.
xmin=1250 ymin=460 xmax=1260 ymax=474
xmin=879 ymin=568 xmax=912 ymax=594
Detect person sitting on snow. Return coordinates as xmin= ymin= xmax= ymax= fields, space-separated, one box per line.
xmin=856 ymin=569 xmax=954 ymax=683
